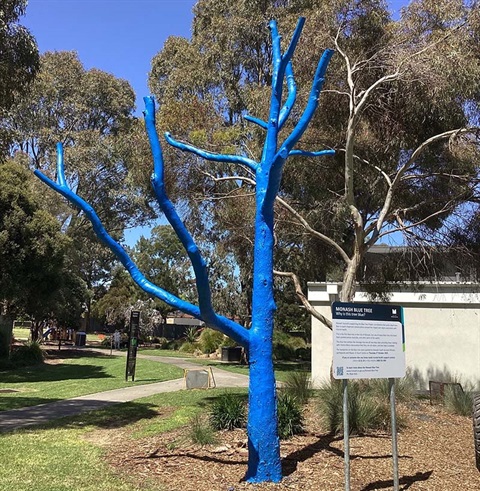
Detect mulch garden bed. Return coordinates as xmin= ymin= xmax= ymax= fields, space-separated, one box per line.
xmin=87 ymin=399 xmax=480 ymax=491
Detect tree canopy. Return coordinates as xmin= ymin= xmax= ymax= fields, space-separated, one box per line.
xmin=0 ymin=160 xmax=75 ymax=330
xmin=1 ymin=51 xmax=157 ymax=328
xmin=0 ymin=0 xmax=38 ymax=112
xmin=149 ymin=0 xmax=480 ymax=321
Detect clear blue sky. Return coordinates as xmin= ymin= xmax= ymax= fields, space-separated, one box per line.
xmin=23 ymin=0 xmax=197 ymax=114
xmin=23 ymin=0 xmax=407 ymax=114
xmin=21 ymin=0 xmax=407 ymax=245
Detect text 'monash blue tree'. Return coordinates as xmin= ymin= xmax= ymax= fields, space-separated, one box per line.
xmin=35 ymin=18 xmax=333 ymax=483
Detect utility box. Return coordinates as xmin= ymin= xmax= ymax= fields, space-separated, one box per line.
xmin=75 ymin=331 xmax=86 ymax=347
xmin=221 ymin=346 xmax=242 ymax=362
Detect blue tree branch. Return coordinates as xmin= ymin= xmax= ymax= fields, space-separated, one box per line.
xmin=281 ymin=48 xmax=335 ymax=155
xmin=289 ymin=149 xmax=335 ymax=157
xmin=244 ymin=114 xmax=268 ymax=129
xmin=143 ymin=97 xmax=249 ymax=346
xmin=282 ymin=17 xmax=305 ymax=67
xmin=164 ymin=132 xmax=258 ymax=172
xmin=278 ymin=62 xmax=296 ymax=130
xmin=34 ymin=144 xmax=201 ymax=318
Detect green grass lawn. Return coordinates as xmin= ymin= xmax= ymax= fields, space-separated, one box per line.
xmin=0 ymin=389 xmax=246 ymax=491
xmin=0 ymin=351 xmax=184 ymax=412
xmin=191 ymin=358 xmax=310 ymax=382
xmin=137 ymin=347 xmax=194 ymax=358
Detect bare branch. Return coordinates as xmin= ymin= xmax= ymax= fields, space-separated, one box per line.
xmin=274 ymin=270 xmax=332 ymax=330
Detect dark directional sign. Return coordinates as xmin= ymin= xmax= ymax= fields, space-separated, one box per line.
xmin=126 ymin=310 xmax=140 ymax=381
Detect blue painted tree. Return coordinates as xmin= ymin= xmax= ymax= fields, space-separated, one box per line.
xmin=35 ymin=18 xmax=333 ymax=483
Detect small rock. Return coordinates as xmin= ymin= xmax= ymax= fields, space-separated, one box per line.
xmin=211 ymin=445 xmax=230 ymax=453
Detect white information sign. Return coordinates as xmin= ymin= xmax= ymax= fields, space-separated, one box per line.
xmin=332 ymin=302 xmax=406 ymax=379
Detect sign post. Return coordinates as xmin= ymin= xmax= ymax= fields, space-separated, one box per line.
xmin=332 ymin=302 xmax=405 ymax=491
xmin=126 ymin=310 xmax=140 ymax=382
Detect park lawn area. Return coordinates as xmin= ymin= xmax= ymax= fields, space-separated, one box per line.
xmin=191 ymin=358 xmax=310 ymax=383
xmin=137 ymin=348 xmax=309 ymax=382
xmin=0 ymin=351 xmax=184 ymax=412
xmin=137 ymin=347 xmax=194 ymax=358
xmin=0 ymin=389 xmax=245 ymax=491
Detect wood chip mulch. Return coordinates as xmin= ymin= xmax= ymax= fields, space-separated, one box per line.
xmin=93 ymin=399 xmax=480 ymax=491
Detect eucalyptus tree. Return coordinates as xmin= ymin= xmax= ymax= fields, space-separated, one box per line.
xmin=0 ymin=0 xmax=38 ymax=112
xmin=0 ymin=160 xmax=74 ymax=338
xmin=3 ymin=51 xmax=156 ymax=327
xmin=0 ymin=0 xmax=39 ymax=156
xmin=35 ymin=19 xmax=333 ymax=483
xmin=150 ymin=0 xmax=480 ymax=328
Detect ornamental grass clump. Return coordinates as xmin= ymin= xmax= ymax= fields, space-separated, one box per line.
xmin=317 ymin=379 xmax=394 ymax=435
xmin=188 ymin=413 xmax=217 ymax=446
xmin=277 ymin=392 xmax=304 ymax=439
xmin=444 ymin=383 xmax=475 ymax=417
xmin=283 ymin=370 xmax=313 ymax=405
xmin=210 ymin=392 xmax=247 ymax=430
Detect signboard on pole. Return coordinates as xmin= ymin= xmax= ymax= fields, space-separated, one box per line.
xmin=332 ymin=302 xmax=405 ymax=380
xmin=126 ymin=310 xmax=140 ymax=381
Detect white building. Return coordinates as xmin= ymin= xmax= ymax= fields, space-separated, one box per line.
xmin=309 ymin=282 xmax=480 ymax=389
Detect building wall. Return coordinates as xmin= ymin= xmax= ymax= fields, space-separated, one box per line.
xmin=309 ymin=283 xmax=480 ymax=389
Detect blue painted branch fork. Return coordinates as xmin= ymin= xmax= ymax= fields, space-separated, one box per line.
xmin=35 ymin=17 xmax=334 ymax=483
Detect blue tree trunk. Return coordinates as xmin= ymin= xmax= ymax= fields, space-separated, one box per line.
xmin=245 ymin=169 xmax=281 ymax=482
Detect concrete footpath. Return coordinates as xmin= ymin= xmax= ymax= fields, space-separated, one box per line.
xmin=0 ymin=349 xmax=249 ymax=433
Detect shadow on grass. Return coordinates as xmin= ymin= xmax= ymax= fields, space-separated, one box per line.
xmin=60 ymin=400 xmax=161 ymax=430
xmin=0 ymin=353 xmax=114 ymax=384
xmin=1 ymin=400 xmax=161 ymax=434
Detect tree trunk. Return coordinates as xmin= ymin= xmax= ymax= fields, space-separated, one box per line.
xmin=244 ymin=169 xmax=282 ymax=482
xmin=245 ymin=333 xmax=281 ymax=482
xmin=340 ymin=253 xmax=361 ymax=302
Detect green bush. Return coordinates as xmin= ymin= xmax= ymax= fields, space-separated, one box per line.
xmin=198 ymin=328 xmax=224 ymax=354
xmin=188 ymin=414 xmax=217 ymax=446
xmin=210 ymin=392 xmax=247 ymax=430
xmin=179 ymin=341 xmax=197 ymax=353
xmin=155 ymin=337 xmax=169 ymax=349
xmin=273 ymin=331 xmax=307 ymax=361
xmin=167 ymin=339 xmax=183 ymax=351
xmin=9 ymin=341 xmax=44 ymax=367
xmin=277 ymin=392 xmax=304 ymax=439
xmin=317 ymin=379 xmax=393 ymax=435
xmin=283 ymin=371 xmax=312 ymax=405
xmin=184 ymin=327 xmax=199 ymax=344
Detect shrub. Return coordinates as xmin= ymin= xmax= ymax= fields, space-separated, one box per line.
xmin=210 ymin=392 xmax=247 ymax=430
xmin=283 ymin=371 xmax=312 ymax=405
xmin=198 ymin=328 xmax=224 ymax=354
xmin=188 ymin=413 xmax=217 ymax=446
xmin=273 ymin=331 xmax=307 ymax=361
xmin=366 ymin=373 xmax=416 ymax=403
xmin=155 ymin=337 xmax=169 ymax=349
xmin=184 ymin=327 xmax=199 ymax=344
xmin=10 ymin=341 xmax=44 ymax=367
xmin=179 ymin=341 xmax=197 ymax=353
xmin=444 ymin=384 xmax=474 ymax=416
xmin=277 ymin=392 xmax=304 ymax=439
xmin=317 ymin=379 xmax=393 ymax=435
